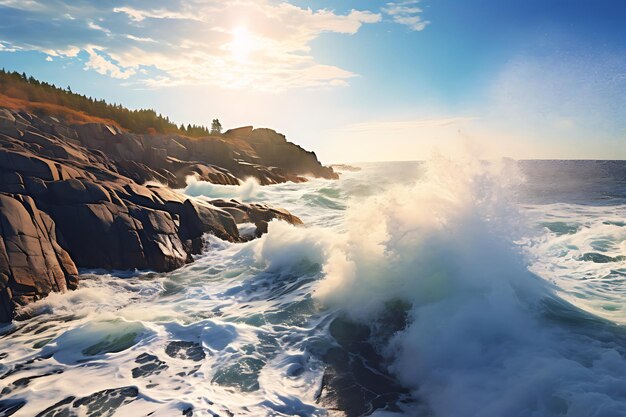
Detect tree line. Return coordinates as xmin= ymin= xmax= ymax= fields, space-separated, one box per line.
xmin=0 ymin=69 xmax=221 ymax=137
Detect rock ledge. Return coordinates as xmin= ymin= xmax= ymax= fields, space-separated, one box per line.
xmin=0 ymin=108 xmax=313 ymax=322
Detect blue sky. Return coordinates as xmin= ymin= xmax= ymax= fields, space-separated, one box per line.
xmin=0 ymin=0 xmax=624 ymax=162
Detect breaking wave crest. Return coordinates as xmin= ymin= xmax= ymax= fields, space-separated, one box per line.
xmin=306 ymin=156 xmax=626 ymax=416
xmin=184 ymin=176 xmax=262 ymax=201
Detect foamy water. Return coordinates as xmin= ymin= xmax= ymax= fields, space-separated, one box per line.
xmin=1 ymin=159 xmax=626 ymax=417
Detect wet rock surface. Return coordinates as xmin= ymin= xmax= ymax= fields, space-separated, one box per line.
xmin=33 ymin=386 xmax=138 ymax=417
xmin=1 ymin=369 xmax=63 ymax=396
xmin=0 ymin=193 xmax=78 ymax=322
xmin=0 ymin=108 xmax=315 ymax=322
xmin=0 ymin=398 xmax=26 ymax=416
xmin=210 ymin=198 xmax=304 ymax=238
xmin=317 ymin=305 xmax=412 ymax=417
xmin=131 ymin=353 xmax=169 ymax=378
xmin=165 ymin=340 xmax=207 ymax=362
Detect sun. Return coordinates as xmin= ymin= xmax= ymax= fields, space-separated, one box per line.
xmin=228 ymin=26 xmax=255 ymax=62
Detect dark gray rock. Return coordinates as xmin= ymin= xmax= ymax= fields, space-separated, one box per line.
xmin=317 ymin=315 xmax=411 ymax=417
xmin=34 ymin=386 xmax=138 ymax=416
xmin=132 ymin=353 xmax=168 ymax=378
xmin=179 ymin=199 xmax=239 ymax=243
xmin=0 ymin=398 xmax=26 ymax=416
xmin=165 ymin=341 xmax=206 ymax=362
xmin=47 ymin=179 xmax=111 ymax=205
xmin=0 ymin=107 xmax=311 ymax=322
xmin=211 ymin=199 xmax=303 ymax=238
xmin=48 ymin=201 xmax=149 ymax=271
xmin=0 ymin=149 xmax=60 ymax=181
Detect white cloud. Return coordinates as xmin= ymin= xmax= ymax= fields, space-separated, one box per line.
xmin=45 ymin=56 xmax=53 ymax=61
xmin=383 ymin=1 xmax=430 ymax=31
xmin=42 ymin=46 xmax=81 ymax=58
xmin=0 ymin=41 xmax=18 ymax=52
xmin=84 ymin=47 xmax=135 ymax=79
xmin=0 ymin=0 xmax=45 ymax=11
xmin=126 ymin=35 xmax=156 ymax=43
xmin=88 ymin=21 xmax=110 ymax=34
xmin=112 ymin=6 xmax=200 ymax=22
xmin=0 ymin=0 xmax=382 ymax=91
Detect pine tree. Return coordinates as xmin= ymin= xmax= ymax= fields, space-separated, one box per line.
xmin=211 ymin=118 xmax=222 ymax=135
xmin=0 ymin=70 xmax=215 ymax=137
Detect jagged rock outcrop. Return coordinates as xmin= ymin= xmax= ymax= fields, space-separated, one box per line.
xmin=67 ymin=119 xmax=337 ymax=188
xmin=0 ymin=108 xmax=318 ymax=322
xmin=225 ymin=127 xmax=337 ymax=181
xmin=0 ymin=193 xmax=78 ymax=322
xmin=211 ymin=199 xmax=303 ymax=237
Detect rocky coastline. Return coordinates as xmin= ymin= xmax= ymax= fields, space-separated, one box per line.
xmin=0 ymin=108 xmax=336 ymax=322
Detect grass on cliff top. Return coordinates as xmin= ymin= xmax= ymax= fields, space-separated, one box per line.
xmin=0 ymin=69 xmax=214 ymax=137
xmin=0 ymin=93 xmax=122 ymax=127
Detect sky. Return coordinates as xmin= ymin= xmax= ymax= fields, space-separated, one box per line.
xmin=0 ymin=0 xmax=625 ymax=162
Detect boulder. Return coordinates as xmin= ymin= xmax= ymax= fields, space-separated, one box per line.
xmin=171 ymin=162 xmax=240 ymax=188
xmin=129 ymin=206 xmax=189 ymax=272
xmin=0 ymin=193 xmax=78 ymax=322
xmin=47 ymin=179 xmax=112 ymax=205
xmin=0 ymin=149 xmax=60 ymax=181
xmin=224 ymin=126 xmax=254 ymax=137
xmin=0 ymin=172 xmax=25 ymax=194
xmin=0 ymin=108 xmax=21 ymax=137
xmin=73 ymin=123 xmax=120 ymax=143
xmin=23 ymin=176 xmax=48 ymax=197
xmin=22 ymin=129 xmax=58 ymax=149
xmin=179 ymin=199 xmax=239 ymax=246
xmin=48 ymin=202 xmax=147 ymax=271
xmin=120 ymin=182 xmax=165 ymax=209
xmin=115 ymin=159 xmax=175 ymax=186
xmin=210 ymin=199 xmax=303 ymax=238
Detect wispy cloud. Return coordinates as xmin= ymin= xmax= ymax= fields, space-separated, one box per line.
xmin=0 ymin=40 xmax=18 ymax=52
xmin=125 ymin=35 xmax=157 ymax=43
xmin=0 ymin=0 xmax=45 ymax=11
xmin=383 ymin=1 xmax=430 ymax=31
xmin=112 ymin=6 xmax=201 ymax=23
xmin=342 ymin=117 xmax=477 ymax=133
xmin=0 ymin=0 xmax=382 ymax=91
xmin=87 ymin=21 xmax=110 ymax=35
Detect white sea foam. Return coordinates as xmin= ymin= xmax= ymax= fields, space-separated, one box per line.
xmin=525 ymin=203 xmax=626 ymax=323
xmin=183 ymin=176 xmax=262 ymax=201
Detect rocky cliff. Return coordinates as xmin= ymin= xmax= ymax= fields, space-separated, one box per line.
xmin=0 ymin=108 xmax=331 ymax=322
xmin=68 ymin=121 xmax=337 ymax=188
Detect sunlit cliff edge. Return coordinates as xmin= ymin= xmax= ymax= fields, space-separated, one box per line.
xmin=0 ymin=74 xmax=337 ymax=322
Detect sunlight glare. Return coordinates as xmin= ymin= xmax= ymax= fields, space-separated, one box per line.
xmin=229 ymin=26 xmax=255 ymax=62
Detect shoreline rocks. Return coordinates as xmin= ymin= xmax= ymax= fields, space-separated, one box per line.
xmin=0 ymin=193 xmax=78 ymax=322
xmin=0 ymin=108 xmax=322 ymax=322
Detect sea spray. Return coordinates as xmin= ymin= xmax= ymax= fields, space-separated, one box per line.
xmin=311 ymin=156 xmax=626 ymax=416
xmin=315 ymin=156 xmax=532 ymax=315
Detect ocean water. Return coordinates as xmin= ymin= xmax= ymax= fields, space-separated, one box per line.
xmin=2 ymin=159 xmax=626 ymax=417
